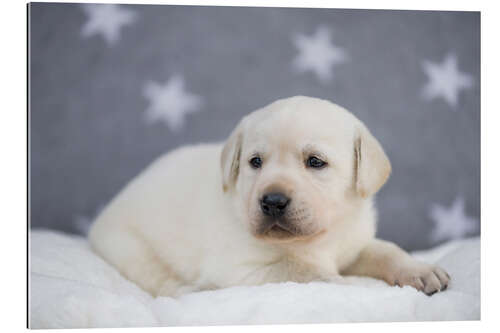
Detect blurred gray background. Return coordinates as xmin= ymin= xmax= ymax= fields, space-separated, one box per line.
xmin=29 ymin=3 xmax=480 ymax=250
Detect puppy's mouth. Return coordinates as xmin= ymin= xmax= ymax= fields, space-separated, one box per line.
xmin=257 ymin=219 xmax=297 ymax=239
xmin=253 ymin=216 xmax=324 ymax=243
xmin=268 ymin=223 xmax=294 ymax=236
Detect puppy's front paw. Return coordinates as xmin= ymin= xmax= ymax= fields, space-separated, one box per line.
xmin=391 ymin=263 xmax=450 ymax=296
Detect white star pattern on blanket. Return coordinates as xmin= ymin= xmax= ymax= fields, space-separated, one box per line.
xmin=292 ymin=26 xmax=348 ymax=83
xmin=38 ymin=5 xmax=477 ymax=247
xmin=421 ymin=53 xmax=474 ymax=108
xmin=81 ymin=4 xmax=137 ymax=46
xmin=143 ymin=75 xmax=203 ymax=131
xmin=429 ymin=195 xmax=479 ymax=243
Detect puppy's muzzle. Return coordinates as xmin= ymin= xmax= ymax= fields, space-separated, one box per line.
xmin=260 ymin=192 xmax=290 ymax=218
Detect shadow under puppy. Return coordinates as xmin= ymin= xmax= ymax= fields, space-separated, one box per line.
xmin=89 ymin=96 xmax=450 ymax=297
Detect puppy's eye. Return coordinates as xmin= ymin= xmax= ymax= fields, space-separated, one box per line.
xmin=306 ymin=156 xmax=327 ymax=169
xmin=249 ymin=156 xmax=262 ymax=169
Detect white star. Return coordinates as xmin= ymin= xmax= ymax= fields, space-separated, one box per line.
xmin=421 ymin=53 xmax=474 ymax=108
xmin=81 ymin=4 xmax=137 ymax=46
xmin=429 ymin=196 xmax=479 ymax=243
xmin=143 ymin=75 xmax=203 ymax=132
xmin=292 ymin=26 xmax=348 ymax=83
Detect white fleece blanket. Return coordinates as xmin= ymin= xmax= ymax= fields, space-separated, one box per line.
xmin=29 ymin=230 xmax=480 ymax=328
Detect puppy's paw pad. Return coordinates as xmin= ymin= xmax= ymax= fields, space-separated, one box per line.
xmin=392 ymin=265 xmax=450 ymax=296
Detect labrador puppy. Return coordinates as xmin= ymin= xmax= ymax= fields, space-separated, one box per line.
xmin=89 ymin=96 xmax=450 ymax=297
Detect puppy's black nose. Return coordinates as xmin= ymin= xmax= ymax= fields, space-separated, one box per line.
xmin=260 ymin=193 xmax=290 ymax=218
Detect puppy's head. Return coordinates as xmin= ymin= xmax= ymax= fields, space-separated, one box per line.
xmin=221 ymin=96 xmax=391 ymax=243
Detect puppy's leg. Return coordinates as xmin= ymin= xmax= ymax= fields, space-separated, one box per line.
xmin=89 ymin=222 xmax=177 ymax=297
xmin=341 ymin=239 xmax=450 ymax=295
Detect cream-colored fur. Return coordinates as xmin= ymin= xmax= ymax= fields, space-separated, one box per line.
xmin=89 ymin=96 xmax=449 ymax=297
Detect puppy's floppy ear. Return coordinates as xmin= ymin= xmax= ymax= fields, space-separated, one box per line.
xmin=354 ymin=125 xmax=391 ymax=198
xmin=221 ymin=124 xmax=243 ymax=192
